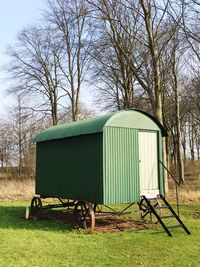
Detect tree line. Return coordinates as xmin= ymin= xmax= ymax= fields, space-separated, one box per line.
xmin=0 ymin=0 xmax=199 ymax=182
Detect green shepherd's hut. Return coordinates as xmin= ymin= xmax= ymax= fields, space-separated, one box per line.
xmin=33 ymin=109 xmax=167 ymax=205
xmin=31 ymin=109 xmax=191 ymax=236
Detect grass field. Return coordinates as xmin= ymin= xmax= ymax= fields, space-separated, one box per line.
xmin=0 ymin=201 xmax=200 ymax=267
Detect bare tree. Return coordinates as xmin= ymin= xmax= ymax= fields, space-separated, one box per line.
xmin=6 ymin=96 xmax=38 ymax=176
xmin=87 ymin=0 xmax=178 ymax=124
xmin=88 ymin=1 xmax=140 ymax=111
xmin=169 ymin=30 xmax=185 ymax=183
xmin=182 ymin=76 xmax=200 ymax=161
xmin=6 ymin=25 xmax=65 ymax=125
xmin=0 ymin=122 xmax=14 ymax=170
xmin=45 ymin=0 xmax=93 ymax=121
xmin=181 ymin=0 xmax=200 ymax=62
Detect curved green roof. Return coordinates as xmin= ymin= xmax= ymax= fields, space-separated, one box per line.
xmin=33 ymin=109 xmax=167 ymax=143
xmin=32 ymin=112 xmax=113 ymax=143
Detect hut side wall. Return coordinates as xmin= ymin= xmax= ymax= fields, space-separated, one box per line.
xmin=103 ymin=126 xmax=140 ymax=204
xmin=36 ymin=133 xmax=103 ymax=203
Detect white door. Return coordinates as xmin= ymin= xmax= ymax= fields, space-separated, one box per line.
xmin=139 ymin=131 xmax=159 ymax=198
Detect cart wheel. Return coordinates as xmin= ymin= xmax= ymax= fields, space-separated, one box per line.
xmin=30 ymin=197 xmax=43 ymax=219
xmin=74 ymin=201 xmax=95 ymax=233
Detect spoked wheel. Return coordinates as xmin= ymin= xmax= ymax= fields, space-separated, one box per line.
xmin=30 ymin=197 xmax=43 ymax=218
xmin=74 ymin=201 xmax=95 ymax=233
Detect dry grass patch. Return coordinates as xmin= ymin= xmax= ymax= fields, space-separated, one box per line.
xmin=179 ymin=190 xmax=200 ymax=202
xmin=167 ymin=160 xmax=200 ymax=203
xmin=0 ymin=178 xmax=35 ymax=201
xmin=167 ymin=188 xmax=200 ymax=203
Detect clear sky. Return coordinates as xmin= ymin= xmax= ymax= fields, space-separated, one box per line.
xmin=0 ymin=0 xmax=45 ymax=116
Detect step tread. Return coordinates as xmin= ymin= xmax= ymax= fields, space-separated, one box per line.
xmin=154 ymin=206 xmax=168 ymax=209
xmin=167 ymin=224 xmax=182 ymax=229
xmin=147 ymin=197 xmax=161 ymax=200
xmin=160 ymin=215 xmax=175 ymax=219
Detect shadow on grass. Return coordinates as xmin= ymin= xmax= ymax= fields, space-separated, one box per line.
xmin=0 ymin=205 xmax=75 ymax=233
xmin=0 ymin=203 xmax=194 ymax=235
xmin=0 ymin=204 xmax=156 ymax=234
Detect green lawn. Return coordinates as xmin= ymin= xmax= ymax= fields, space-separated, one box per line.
xmin=0 ymin=201 xmax=199 ymax=267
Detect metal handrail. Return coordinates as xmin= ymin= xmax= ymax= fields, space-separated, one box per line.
xmin=159 ymin=160 xmax=180 ymax=216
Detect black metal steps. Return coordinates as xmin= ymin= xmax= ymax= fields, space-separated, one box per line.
xmin=140 ymin=194 xmax=191 ymax=237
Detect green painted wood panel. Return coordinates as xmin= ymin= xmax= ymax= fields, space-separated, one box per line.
xmin=103 ymin=127 xmax=140 ymax=204
xmin=36 ymin=133 xmax=103 ymax=203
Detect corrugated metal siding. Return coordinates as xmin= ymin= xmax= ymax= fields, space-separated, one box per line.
xmin=139 ymin=131 xmax=159 ymax=194
xmin=36 ymin=133 xmax=103 ymax=204
xmin=103 ymin=126 xmax=140 ymax=204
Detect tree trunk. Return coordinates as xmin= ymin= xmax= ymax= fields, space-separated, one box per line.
xmin=18 ymin=98 xmax=23 ymax=176
xmin=189 ymin=116 xmax=195 ymax=161
xmin=174 ymin=88 xmax=185 ymax=183
xmin=172 ymin=33 xmax=185 ymax=184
